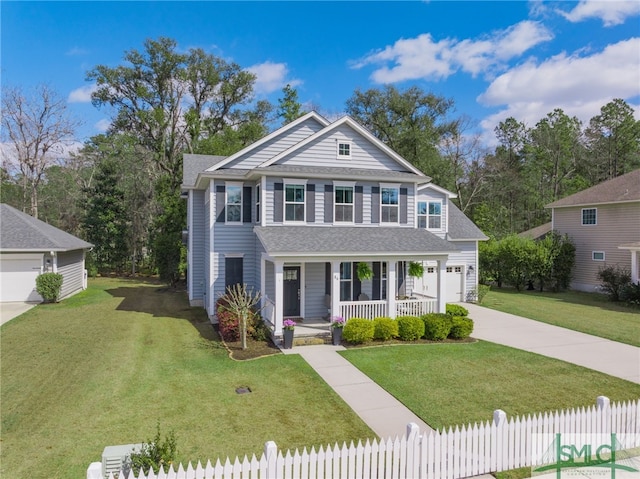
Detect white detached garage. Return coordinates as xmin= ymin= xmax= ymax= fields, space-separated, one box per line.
xmin=0 ymin=204 xmax=93 ymax=303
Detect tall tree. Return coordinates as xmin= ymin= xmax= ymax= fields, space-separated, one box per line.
xmin=345 ymin=86 xmax=457 ymax=187
xmin=277 ymin=84 xmax=305 ymax=125
xmin=1 ymin=85 xmax=80 ymax=218
xmin=584 ymin=98 xmax=640 ymax=183
xmin=87 ymin=37 xmax=268 ymax=283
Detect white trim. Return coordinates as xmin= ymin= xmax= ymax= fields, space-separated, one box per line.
xmin=224 ymin=253 xmax=245 ymax=258
xmin=283 ymin=178 xmax=308 ymax=185
xmin=333 ymin=180 xmax=357 ymax=187
xmin=260 ymin=176 xmax=267 ymax=227
xmin=334 ymin=183 xmax=355 ymax=224
xmin=417 ymin=182 xmax=457 ymax=198
xmin=592 ymin=251 xmax=605 ymax=261
xmin=206 ymin=112 xmax=329 ymax=172
xmin=187 ymin=191 xmax=194 ymax=301
xmin=258 ymin=115 xmax=426 ymax=176
xmin=283 ymin=182 xmax=306 ymax=223
xmin=380 ymin=185 xmax=400 ymax=224
xmin=208 ymin=180 xmax=215 ymax=314
xmin=336 ymin=140 xmax=352 ymax=159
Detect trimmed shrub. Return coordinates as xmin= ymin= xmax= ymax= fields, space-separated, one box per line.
xmin=342 ymin=318 xmax=375 ymax=344
xmin=446 ymin=304 xmax=469 ymax=317
xmin=373 ymin=316 xmax=398 ymax=341
xmin=396 ymin=315 xmax=425 ymax=341
xmin=598 ymin=265 xmax=631 ymax=301
xmin=35 ymin=272 xmax=63 ymax=302
xmin=216 ymin=297 xmax=240 ymax=341
xmin=621 ymin=282 xmax=640 ymax=307
xmin=449 ymin=316 xmax=474 ymax=339
xmin=421 ymin=313 xmax=452 ymax=341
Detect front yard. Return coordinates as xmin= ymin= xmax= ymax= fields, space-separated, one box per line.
xmin=481 ymin=288 xmax=640 ymax=347
xmin=0 ymin=278 xmax=374 ymax=479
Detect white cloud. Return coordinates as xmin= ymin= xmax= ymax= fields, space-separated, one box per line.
xmin=477 ymin=38 xmax=640 ymax=145
xmin=68 ymin=84 xmax=97 ymax=103
xmin=95 ymin=119 xmax=111 ymax=132
xmin=352 ymin=21 xmax=553 ymax=83
xmin=247 ymin=61 xmax=302 ymax=95
xmin=557 ymin=1 xmax=640 ymax=27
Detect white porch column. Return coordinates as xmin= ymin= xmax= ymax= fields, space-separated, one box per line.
xmin=331 ymin=261 xmax=340 ymax=319
xmin=631 ymin=250 xmax=639 ymax=284
xmin=437 ymin=259 xmax=447 ymax=313
xmin=274 ymin=260 xmax=284 ymax=335
xmin=388 ymin=261 xmax=397 ymax=319
xmin=260 ymin=256 xmax=266 ymax=310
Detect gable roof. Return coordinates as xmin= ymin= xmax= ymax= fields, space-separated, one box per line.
xmin=546 ymin=169 xmax=640 ymax=208
xmin=254 ymin=226 xmax=458 ymax=258
xmin=519 ymin=222 xmax=552 ymax=240
xmin=205 ymin=111 xmax=330 ymax=172
xmin=418 ymin=183 xmax=457 ymax=198
xmin=446 ymin=201 xmax=489 ymax=241
xmin=258 ymin=115 xmax=426 ymax=176
xmin=0 ymin=204 xmax=93 ymax=252
xmin=183 ymin=154 xmax=227 ymax=188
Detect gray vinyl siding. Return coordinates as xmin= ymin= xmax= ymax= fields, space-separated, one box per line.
xmin=278 ymin=125 xmax=410 ymax=171
xmin=204 ymin=186 xmax=212 ymax=313
xmin=304 ymin=262 xmax=327 ymax=318
xmin=416 ymin=189 xmax=448 ymax=238
xmin=553 ymin=202 xmax=640 ymax=291
xmin=211 ymin=223 xmax=258 ymax=299
xmin=190 ymin=190 xmax=206 ymax=301
xmin=226 ymin=120 xmax=324 ymax=169
xmin=56 ymin=250 xmax=84 ymax=299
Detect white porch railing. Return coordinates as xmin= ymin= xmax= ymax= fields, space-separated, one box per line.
xmin=395 ymin=298 xmax=437 ymax=317
xmin=339 ymin=300 xmax=387 ymax=320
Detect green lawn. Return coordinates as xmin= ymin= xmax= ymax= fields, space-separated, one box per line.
xmin=0 ymin=278 xmax=374 ymax=479
xmin=481 ymin=289 xmax=640 ymax=347
xmin=340 ymin=342 xmax=640 ymax=430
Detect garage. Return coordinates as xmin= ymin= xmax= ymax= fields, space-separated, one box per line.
xmin=0 ymin=253 xmax=43 ymax=302
xmin=412 ymin=263 xmax=464 ymax=303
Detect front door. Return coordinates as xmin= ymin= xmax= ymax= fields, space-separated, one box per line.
xmin=283 ymin=266 xmax=301 ymax=317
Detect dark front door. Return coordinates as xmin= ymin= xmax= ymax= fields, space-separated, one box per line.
xmin=283 ymin=266 xmax=301 ymax=317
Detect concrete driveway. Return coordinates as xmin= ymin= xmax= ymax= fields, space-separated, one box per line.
xmin=0 ymin=302 xmax=38 ymax=326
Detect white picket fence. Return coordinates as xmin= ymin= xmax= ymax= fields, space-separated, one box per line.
xmin=95 ymin=397 xmax=640 ymax=479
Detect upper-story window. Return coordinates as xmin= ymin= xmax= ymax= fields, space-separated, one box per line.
xmin=285 ymin=183 xmax=305 ymax=222
xmin=337 ymin=142 xmax=351 ymax=159
xmin=334 ymin=183 xmax=354 ymax=223
xmin=381 ymin=186 xmax=399 ymax=223
xmin=226 ymin=183 xmax=242 ymax=223
xmin=582 ymin=208 xmax=597 ymax=225
xmin=418 ymin=201 xmax=442 ymax=229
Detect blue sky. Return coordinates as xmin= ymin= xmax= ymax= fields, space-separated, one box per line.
xmin=2 ymin=1 xmax=639 ymax=148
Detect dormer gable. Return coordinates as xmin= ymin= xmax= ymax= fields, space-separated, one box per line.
xmin=207 ymin=111 xmax=329 ymax=171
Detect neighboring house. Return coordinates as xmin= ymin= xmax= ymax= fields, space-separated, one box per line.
xmin=519 ymin=222 xmax=552 ymax=241
xmin=182 ymin=112 xmax=487 ymax=335
xmin=0 ymin=204 xmax=93 ymax=302
xmin=546 ymin=169 xmax=640 ymax=292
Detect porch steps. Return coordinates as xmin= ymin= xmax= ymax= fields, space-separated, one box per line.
xmin=293 ymin=334 xmax=331 ymax=347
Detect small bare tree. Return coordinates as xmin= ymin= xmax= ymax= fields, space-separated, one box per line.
xmin=218 ymin=284 xmax=262 ymax=350
xmin=1 ymin=85 xmax=80 ymax=217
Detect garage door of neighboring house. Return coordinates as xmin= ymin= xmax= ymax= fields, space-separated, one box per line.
xmin=0 ymin=253 xmax=43 ymax=302
xmin=413 ymin=263 xmax=464 ymax=303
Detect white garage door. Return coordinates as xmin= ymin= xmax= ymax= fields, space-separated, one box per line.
xmin=413 ymin=264 xmax=464 ymax=303
xmin=0 ymin=254 xmax=43 ymax=302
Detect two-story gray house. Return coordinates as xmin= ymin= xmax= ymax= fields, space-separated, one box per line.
xmin=182 ymin=112 xmax=487 ymax=335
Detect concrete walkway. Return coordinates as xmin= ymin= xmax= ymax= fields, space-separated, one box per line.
xmin=281 ymin=344 xmax=433 ymax=439
xmin=0 ymin=302 xmax=37 ymax=326
xmin=464 ymin=303 xmax=640 ymax=384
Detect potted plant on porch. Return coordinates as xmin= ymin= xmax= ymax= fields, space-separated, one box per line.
xmin=282 ymin=319 xmax=296 ymax=349
xmin=330 ymin=316 xmax=345 ymax=345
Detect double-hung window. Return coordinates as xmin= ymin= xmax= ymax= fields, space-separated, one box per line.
xmin=381 ymin=186 xmax=399 ymax=223
xmin=285 ymin=182 xmax=305 ymax=222
xmin=337 ymin=142 xmax=351 ymax=159
xmin=334 ymin=182 xmax=354 ymax=223
xmin=582 ymin=208 xmax=597 ymax=225
xmin=226 ymin=183 xmax=242 ymax=223
xmin=417 ymin=201 xmax=442 ymax=229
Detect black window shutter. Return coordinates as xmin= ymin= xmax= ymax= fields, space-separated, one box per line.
xmin=274 ymin=183 xmax=283 ymax=223
xmin=372 ymin=262 xmax=381 ymax=300
xmin=243 ymin=186 xmax=252 ymax=223
xmin=306 ymin=183 xmax=315 ymax=223
xmin=325 ymin=262 xmax=331 ymax=295
xmin=324 ymin=184 xmax=333 ymax=223
xmin=216 ymin=185 xmax=226 ymax=223
xmin=371 ymin=186 xmax=380 ymax=223
xmin=355 ymin=185 xmax=363 ymax=223
xmin=400 ymin=187 xmax=408 ymax=224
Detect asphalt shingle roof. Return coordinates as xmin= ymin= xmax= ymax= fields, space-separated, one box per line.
xmin=0 ymin=204 xmax=93 ymax=252
xmin=182 ymin=154 xmax=228 ymax=187
xmin=546 ymin=169 xmax=640 ymax=208
xmin=254 ymin=226 xmax=459 ymax=257
xmin=447 ymin=201 xmax=489 ymax=241
xmin=519 ymin=222 xmax=552 ymax=240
